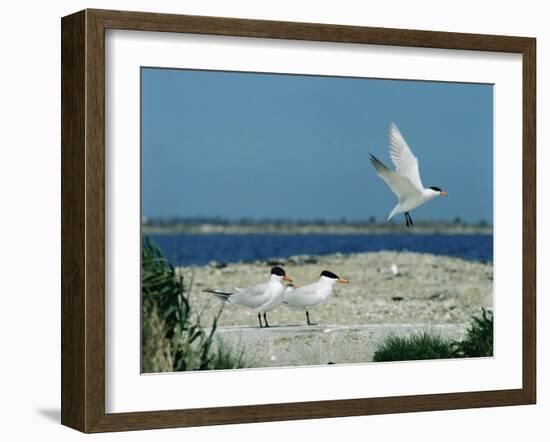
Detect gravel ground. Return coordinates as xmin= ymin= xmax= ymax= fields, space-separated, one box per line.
xmin=177 ymin=251 xmax=493 ymax=328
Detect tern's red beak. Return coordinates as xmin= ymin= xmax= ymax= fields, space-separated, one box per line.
xmin=440 ymin=191 xmax=449 ymax=197
xmin=337 ymin=277 xmax=349 ymax=284
xmin=283 ymin=275 xmax=293 ymax=282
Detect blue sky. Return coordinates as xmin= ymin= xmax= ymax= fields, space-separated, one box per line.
xmin=141 ymin=68 xmax=493 ymax=223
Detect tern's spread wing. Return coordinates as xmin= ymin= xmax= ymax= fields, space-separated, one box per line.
xmin=370 ymin=154 xmax=421 ymax=200
xmin=388 ymin=123 xmax=424 ymax=191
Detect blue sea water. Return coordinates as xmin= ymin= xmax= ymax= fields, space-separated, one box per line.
xmin=148 ymin=233 xmax=493 ymax=266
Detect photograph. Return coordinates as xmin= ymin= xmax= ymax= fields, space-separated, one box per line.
xmin=140 ymin=67 xmax=494 ymax=373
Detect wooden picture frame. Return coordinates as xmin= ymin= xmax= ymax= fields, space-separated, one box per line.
xmin=61 ymin=8 xmax=536 ymax=433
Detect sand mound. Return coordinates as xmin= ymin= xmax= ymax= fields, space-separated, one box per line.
xmin=177 ymin=251 xmax=493 ymax=328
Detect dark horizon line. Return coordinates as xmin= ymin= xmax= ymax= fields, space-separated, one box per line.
xmin=142 ymin=215 xmax=492 ymax=226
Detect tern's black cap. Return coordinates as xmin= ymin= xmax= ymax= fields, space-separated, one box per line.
xmin=429 ymin=186 xmax=442 ymax=192
xmin=271 ymin=266 xmax=286 ymax=276
xmin=320 ymin=270 xmax=339 ymax=279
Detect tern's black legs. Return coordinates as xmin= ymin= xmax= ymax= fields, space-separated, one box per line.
xmin=405 ymin=212 xmax=414 ymax=227
xmin=258 ymin=312 xmax=270 ymax=327
xmin=306 ymin=310 xmax=317 ymax=326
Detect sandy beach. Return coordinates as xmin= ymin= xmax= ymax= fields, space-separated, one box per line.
xmin=177 ymin=251 xmax=493 ymax=328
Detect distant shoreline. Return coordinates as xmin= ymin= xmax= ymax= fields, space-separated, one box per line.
xmin=143 ymin=223 xmax=493 ymax=235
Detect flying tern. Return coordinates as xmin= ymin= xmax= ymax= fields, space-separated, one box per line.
xmin=205 ymin=266 xmax=292 ymax=327
xmin=370 ymin=122 xmax=448 ymax=227
xmin=282 ymin=270 xmax=349 ymax=325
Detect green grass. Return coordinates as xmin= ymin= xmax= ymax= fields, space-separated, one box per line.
xmin=141 ymin=236 xmax=246 ymax=372
xmin=209 ymin=342 xmax=247 ymax=370
xmin=372 ymin=308 xmax=494 ymax=363
xmin=372 ymin=332 xmax=456 ymax=362
xmin=452 ymin=308 xmax=493 ymax=358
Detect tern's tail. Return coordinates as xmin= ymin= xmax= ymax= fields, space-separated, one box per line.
xmin=204 ymin=289 xmax=233 ymax=302
xmin=386 ymin=204 xmax=401 ymax=221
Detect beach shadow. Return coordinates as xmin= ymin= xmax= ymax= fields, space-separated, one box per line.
xmin=266 ymin=324 xmax=305 ymax=328
xmin=235 ymin=324 xmax=306 ymax=329
xmin=35 ymin=407 xmax=60 ymax=423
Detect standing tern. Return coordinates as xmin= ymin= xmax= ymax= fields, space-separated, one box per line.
xmin=282 ymin=270 xmax=349 ymax=325
xmin=205 ymin=266 xmax=292 ymax=327
xmin=369 ymin=122 xmax=448 ymax=227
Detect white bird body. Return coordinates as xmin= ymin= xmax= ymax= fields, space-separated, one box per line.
xmin=370 ymin=123 xmax=447 ymax=225
xmin=206 ymin=266 xmax=292 ymax=327
xmin=229 ymin=276 xmax=285 ymax=313
xmin=386 ymin=188 xmax=439 ymax=220
xmin=283 ymin=271 xmax=349 ymax=325
xmin=283 ymin=277 xmax=336 ymax=310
